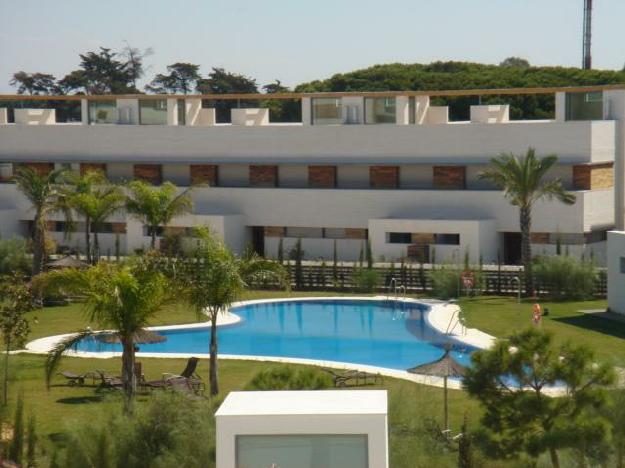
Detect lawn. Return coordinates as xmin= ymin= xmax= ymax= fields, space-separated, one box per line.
xmin=7 ymin=290 xmax=625 ymax=467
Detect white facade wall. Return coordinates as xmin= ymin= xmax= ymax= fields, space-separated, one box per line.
xmin=0 ymin=120 xmax=613 ymax=165
xmin=337 ymin=165 xmax=369 ymax=189
xmin=219 ymin=164 xmax=249 ymax=187
xmin=215 ymin=390 xmax=388 ymax=468
xmin=278 ymin=165 xmax=307 ymax=187
xmin=607 ymin=231 xmax=625 ymax=315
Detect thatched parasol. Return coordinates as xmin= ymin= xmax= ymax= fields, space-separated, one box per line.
xmin=95 ymin=329 xmax=166 ymax=345
xmin=46 ymin=255 xmax=88 ymax=270
xmin=407 ymin=348 xmax=466 ymax=431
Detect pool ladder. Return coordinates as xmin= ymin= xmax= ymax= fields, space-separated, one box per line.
xmin=387 ymin=277 xmax=407 ymax=302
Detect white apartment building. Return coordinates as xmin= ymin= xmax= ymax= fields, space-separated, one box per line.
xmin=0 ymin=86 xmax=623 ymax=265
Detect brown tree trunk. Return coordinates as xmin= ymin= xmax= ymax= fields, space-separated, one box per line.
xmin=209 ymin=311 xmax=219 ymax=396
xmin=520 ymin=205 xmax=533 ymax=296
xmin=84 ymin=215 xmax=92 ymax=264
xmin=32 ymin=210 xmax=45 ymax=276
xmin=121 ymin=338 xmax=136 ymax=414
xmin=549 ymin=447 xmax=560 ymax=468
xmin=93 ymin=228 xmax=100 ymax=264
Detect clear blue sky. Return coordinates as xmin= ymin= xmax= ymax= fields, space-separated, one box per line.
xmin=1 ymin=0 xmax=624 ymax=93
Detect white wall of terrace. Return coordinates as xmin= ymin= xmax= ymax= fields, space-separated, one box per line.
xmin=0 ymin=120 xmax=614 ymax=166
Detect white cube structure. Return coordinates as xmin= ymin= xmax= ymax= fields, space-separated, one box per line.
xmin=607 ymin=230 xmax=625 ymax=315
xmin=215 ymin=390 xmax=388 ymax=468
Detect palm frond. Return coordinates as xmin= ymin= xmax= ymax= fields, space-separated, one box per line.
xmin=45 ymin=329 xmax=97 ymax=389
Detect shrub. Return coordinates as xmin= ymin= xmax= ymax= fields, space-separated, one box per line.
xmin=533 ymin=255 xmax=597 ymax=300
xmin=245 ymin=366 xmax=332 ymax=390
xmin=63 ymin=393 xmax=216 ymax=468
xmin=0 ymin=238 xmax=30 ymax=275
xmin=351 ymin=268 xmax=379 ymax=293
xmin=429 ymin=266 xmax=460 ymax=300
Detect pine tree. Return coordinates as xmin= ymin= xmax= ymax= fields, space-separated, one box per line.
xmin=332 ymin=240 xmax=338 ymax=288
xmin=293 ymin=238 xmax=303 ymax=289
xmin=365 ymin=240 xmax=373 ymax=270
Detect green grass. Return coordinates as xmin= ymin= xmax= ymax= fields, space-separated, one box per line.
xmin=7 ymin=290 xmax=625 ymax=467
xmin=460 ymin=295 xmax=625 ymax=366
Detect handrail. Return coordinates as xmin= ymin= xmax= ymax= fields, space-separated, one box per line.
xmin=445 ymin=304 xmax=466 ymax=336
xmin=0 ymin=84 xmax=623 ymax=102
xmin=388 ymin=277 xmax=397 ymax=300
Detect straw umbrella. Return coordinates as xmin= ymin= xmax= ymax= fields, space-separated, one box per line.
xmin=407 ymin=348 xmax=466 ymax=431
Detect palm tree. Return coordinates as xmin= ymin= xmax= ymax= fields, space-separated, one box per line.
xmin=13 ymin=166 xmax=72 ymax=275
xmin=38 ymin=261 xmax=174 ymax=413
xmin=66 ymin=170 xmax=124 ymax=263
xmin=479 ymin=148 xmax=575 ymax=294
xmin=181 ymin=228 xmax=286 ymax=395
xmin=125 ymin=180 xmax=194 ymax=250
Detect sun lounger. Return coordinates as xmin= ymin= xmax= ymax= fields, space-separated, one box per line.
xmin=58 ymin=371 xmax=97 ymax=386
xmin=325 ymin=369 xmax=383 ymax=387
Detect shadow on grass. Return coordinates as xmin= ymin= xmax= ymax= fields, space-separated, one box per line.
xmin=552 ymin=315 xmax=625 ymax=341
xmin=56 ymin=395 xmax=103 ymax=405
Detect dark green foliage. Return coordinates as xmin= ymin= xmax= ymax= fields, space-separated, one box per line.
xmin=296 ymin=61 xmax=625 ymax=121
xmin=352 ymin=268 xmax=379 ymax=293
xmin=532 ymin=255 xmax=597 ymax=301
xmin=146 ymin=63 xmax=201 ymax=94
xmin=63 ymin=393 xmax=216 ymax=468
xmin=277 ymin=237 xmax=284 ymax=265
xmin=9 ymin=393 xmax=24 ymax=464
xmin=290 ymin=238 xmax=304 ymax=289
xmin=366 ymin=240 xmax=373 ymax=269
xmin=197 ymin=68 xmax=259 ymax=123
xmin=26 ymin=414 xmax=37 ymax=467
xmin=332 ymin=240 xmax=339 ymax=287
xmin=0 ymin=238 xmax=30 ymax=275
xmin=458 ymin=415 xmax=473 ymax=468
xmin=245 ymin=366 xmax=332 ymax=391
xmin=464 ymin=328 xmax=615 ymax=467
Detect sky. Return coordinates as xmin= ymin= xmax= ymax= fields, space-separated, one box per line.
xmin=1 ymin=0 xmax=624 ymax=93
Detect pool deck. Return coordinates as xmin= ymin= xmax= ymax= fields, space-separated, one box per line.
xmin=24 ymin=296 xmax=501 ymax=391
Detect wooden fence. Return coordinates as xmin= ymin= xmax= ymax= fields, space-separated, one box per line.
xmin=252 ymin=263 xmax=607 ymax=298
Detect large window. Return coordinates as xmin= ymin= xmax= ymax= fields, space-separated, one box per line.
xmin=236 ymin=434 xmax=368 ymax=468
xmin=312 ymin=98 xmax=342 ymax=125
xmin=139 ymin=99 xmax=167 ymax=125
xmin=388 ymin=232 xmax=412 ymax=244
xmin=177 ymin=99 xmax=186 ymax=125
xmin=365 ymin=98 xmax=396 ymax=124
xmin=88 ymin=100 xmax=117 ymax=124
xmin=565 ymin=92 xmax=603 ymax=121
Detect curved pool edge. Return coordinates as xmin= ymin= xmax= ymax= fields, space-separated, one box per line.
xmin=23 ymin=296 xmax=503 ymax=392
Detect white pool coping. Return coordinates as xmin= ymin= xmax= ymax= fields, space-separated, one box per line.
xmin=24 ymin=296 xmax=501 ymax=391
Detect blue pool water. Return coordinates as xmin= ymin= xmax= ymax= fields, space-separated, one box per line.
xmin=76 ymin=299 xmax=474 ymax=371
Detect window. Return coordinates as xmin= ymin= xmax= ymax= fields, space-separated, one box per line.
xmin=408 ymin=97 xmax=416 ymax=124
xmin=434 ymin=234 xmax=460 ymax=245
xmin=236 ymin=435 xmax=368 ymax=468
xmin=134 ymin=164 xmax=162 ymax=185
xmin=139 ymin=99 xmax=167 ymax=125
xmin=312 ymin=98 xmax=342 ymax=125
xmin=88 ymin=100 xmax=117 ymax=124
xmin=388 ymin=232 xmax=412 ymax=244
xmin=620 ymin=257 xmax=625 ymax=274
xmin=365 ymin=97 xmax=396 ymax=124
xmin=324 ymin=228 xmax=347 ymax=239
xmin=565 ymin=92 xmax=603 ymax=121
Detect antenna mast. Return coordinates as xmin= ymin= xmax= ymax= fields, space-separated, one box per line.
xmin=582 ymin=0 xmax=593 ymax=69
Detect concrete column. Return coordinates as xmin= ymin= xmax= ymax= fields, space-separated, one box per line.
xmin=604 ymin=90 xmax=625 ymax=229
xmin=166 ymin=98 xmax=178 ymax=126
xmin=81 ymin=99 xmax=89 ymax=125
xmin=0 ymin=108 xmax=8 ymax=124
xmin=301 ymin=98 xmax=312 ymax=125
xmin=555 ymin=92 xmax=566 ymax=122
xmin=395 ymin=96 xmax=409 ymax=125
xmin=415 ymin=96 xmax=430 ymax=124
xmin=125 ymin=218 xmax=145 ymax=254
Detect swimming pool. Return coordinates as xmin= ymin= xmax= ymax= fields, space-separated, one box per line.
xmin=74 ymin=299 xmax=474 ymax=371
